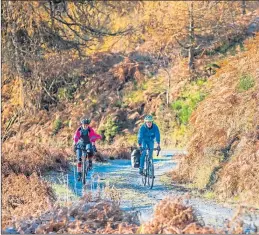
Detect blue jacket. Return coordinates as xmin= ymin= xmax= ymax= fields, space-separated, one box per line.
xmin=138 ymin=123 xmax=160 ymax=145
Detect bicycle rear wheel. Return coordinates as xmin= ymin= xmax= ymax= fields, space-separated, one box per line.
xmin=147 ymin=159 xmax=154 ymax=189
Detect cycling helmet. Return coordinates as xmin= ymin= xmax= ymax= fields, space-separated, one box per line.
xmin=144 ymin=115 xmax=153 ymax=122
xmin=81 ymin=118 xmax=91 ymax=125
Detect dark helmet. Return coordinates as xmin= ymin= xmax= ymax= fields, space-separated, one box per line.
xmin=81 ymin=118 xmax=91 ymax=125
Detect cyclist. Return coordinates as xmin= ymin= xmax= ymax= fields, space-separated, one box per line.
xmin=73 ymin=118 xmax=102 ymax=181
xmin=137 ymin=115 xmax=161 ymax=175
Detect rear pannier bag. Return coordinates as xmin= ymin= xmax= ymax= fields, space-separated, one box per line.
xmin=131 ymin=149 xmax=141 ymax=168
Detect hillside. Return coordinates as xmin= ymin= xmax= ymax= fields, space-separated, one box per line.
xmin=172 ymin=34 xmax=259 ymax=207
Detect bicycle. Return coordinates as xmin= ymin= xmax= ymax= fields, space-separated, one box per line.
xmin=140 ymin=147 xmax=160 ymax=189
xmin=76 ymin=145 xmax=94 ymax=185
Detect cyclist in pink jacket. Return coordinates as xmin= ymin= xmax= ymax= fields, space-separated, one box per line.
xmin=73 ymin=118 xmax=102 ymax=181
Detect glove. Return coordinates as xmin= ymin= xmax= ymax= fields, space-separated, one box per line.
xmin=73 ymin=144 xmax=77 ymax=153
xmin=92 ymin=145 xmax=97 ymax=153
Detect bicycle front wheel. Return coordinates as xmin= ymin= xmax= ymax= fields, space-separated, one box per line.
xmin=82 ymin=158 xmax=88 ymax=185
xmin=147 ymin=160 xmax=154 ymax=189
xmin=142 ymin=170 xmax=147 ymax=186
xmin=142 ymin=157 xmax=148 ymax=186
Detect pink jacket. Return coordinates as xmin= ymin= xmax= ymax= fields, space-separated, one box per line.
xmin=73 ymin=126 xmax=102 ymax=144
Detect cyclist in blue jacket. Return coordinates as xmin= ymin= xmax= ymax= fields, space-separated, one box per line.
xmin=137 ymin=115 xmax=161 ymax=175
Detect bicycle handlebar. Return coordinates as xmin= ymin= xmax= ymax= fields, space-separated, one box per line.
xmin=75 ymin=145 xmax=96 ymax=153
xmin=138 ymin=147 xmax=161 ymax=156
xmin=76 ymin=146 xmax=91 ymax=150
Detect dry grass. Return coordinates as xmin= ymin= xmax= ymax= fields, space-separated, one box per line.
xmin=2 ymin=173 xmax=56 ymax=229
xmin=139 ymin=197 xmax=218 ymax=234
xmin=109 ymin=57 xmax=144 ymax=83
xmin=11 ymin=198 xmax=138 ymax=234
xmin=1 ymin=142 xmax=70 ymax=229
xmin=5 ymin=194 xmax=253 ymax=234
xmin=97 ymin=146 xmax=131 ymax=160
xmin=171 ymin=34 xmax=259 ymax=206
xmin=2 ymin=143 xmax=69 ymax=177
xmin=215 ymin=138 xmax=259 ymax=206
xmin=139 ymin=197 xmax=255 ymax=234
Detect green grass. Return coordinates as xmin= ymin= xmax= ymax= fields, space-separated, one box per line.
xmin=195 ymin=77 xmax=208 ymax=87
xmin=205 ymin=36 xmax=245 ymax=57
xmin=124 ymin=89 xmax=145 ymax=104
xmin=118 ymin=134 xmax=138 ymax=146
xmin=123 ymin=76 xmax=166 ymax=105
xmin=52 ymin=118 xmax=62 ymax=135
xmin=171 ymin=91 xmax=206 ymax=125
xmin=238 ymin=74 xmax=255 ymax=92
xmin=232 ymin=195 xmax=240 ymax=202
xmin=99 ymin=117 xmax=119 ymax=143
xmin=52 ymin=183 xmax=79 ymax=203
xmin=203 ymin=191 xmax=216 ymax=200
xmin=57 ymin=85 xmax=76 ymax=101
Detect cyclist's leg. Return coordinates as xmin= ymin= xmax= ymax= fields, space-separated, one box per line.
xmin=139 ymin=142 xmax=147 ymax=174
xmin=86 ymin=143 xmax=94 ymax=169
xmin=147 ymin=141 xmax=155 ymax=178
xmin=76 ymin=148 xmax=82 ymax=179
xmin=147 ymin=141 xmax=154 ymax=161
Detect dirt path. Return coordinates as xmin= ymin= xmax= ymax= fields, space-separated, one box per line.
xmin=43 ymin=150 xmax=259 ymax=232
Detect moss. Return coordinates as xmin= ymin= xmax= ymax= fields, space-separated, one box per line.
xmin=203 ymin=191 xmax=216 ymax=200
xmin=57 ymin=86 xmax=76 ymax=101
xmin=238 ymin=73 xmax=255 ymax=92
xmin=171 ymin=77 xmax=208 ymax=127
xmin=99 ymin=118 xmax=119 ymax=143
xmin=52 ymin=118 xmax=62 ymax=135
xmin=123 ymin=76 xmax=165 ymax=105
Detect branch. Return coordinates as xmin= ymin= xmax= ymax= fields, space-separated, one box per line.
xmin=55 ymin=9 xmax=132 ymax=37
xmin=174 ymin=37 xmax=191 ymax=49
xmin=43 ymin=85 xmax=57 ymax=102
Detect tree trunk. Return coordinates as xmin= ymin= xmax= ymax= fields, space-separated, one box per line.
xmin=7 ymin=2 xmax=26 ymax=109
xmin=188 ymin=1 xmax=195 ymax=72
xmin=164 ymin=69 xmax=171 ymax=107
xmin=167 ymin=76 xmax=170 ymax=107
xmin=242 ymin=0 xmax=246 ymax=15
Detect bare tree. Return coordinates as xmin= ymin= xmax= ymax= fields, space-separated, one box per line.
xmin=242 ymin=0 xmax=247 ymax=15
xmin=2 ymin=1 xmax=134 ymax=113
